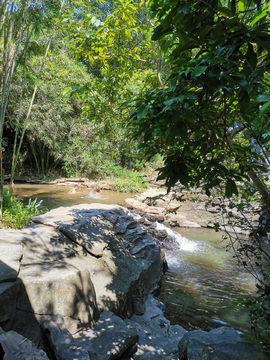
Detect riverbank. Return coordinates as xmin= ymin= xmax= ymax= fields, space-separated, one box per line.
xmin=0 ymin=202 xmax=266 ymax=359
xmin=6 ymin=167 xmax=154 ymax=193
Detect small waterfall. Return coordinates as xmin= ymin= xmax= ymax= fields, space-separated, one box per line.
xmin=153 ymin=221 xmax=208 ymax=254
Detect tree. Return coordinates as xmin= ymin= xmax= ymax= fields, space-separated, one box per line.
xmin=130 ymin=0 xmax=270 ymax=208
xmin=129 ymin=0 xmax=270 ymax=349
xmin=60 ymin=0 xmax=163 ymax=174
xmin=0 ymin=0 xmax=63 ymax=210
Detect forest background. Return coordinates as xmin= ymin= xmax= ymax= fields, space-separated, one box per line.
xmin=1 ymin=0 xmax=270 ymax=354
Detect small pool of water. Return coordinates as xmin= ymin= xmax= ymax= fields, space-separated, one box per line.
xmin=11 ymin=184 xmax=134 ymax=210
xmin=158 ymin=226 xmax=256 ymax=337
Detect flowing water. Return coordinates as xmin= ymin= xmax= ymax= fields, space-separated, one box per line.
xmin=12 ymin=184 xmax=256 ymax=337
xmin=155 ymin=223 xmax=256 ymax=337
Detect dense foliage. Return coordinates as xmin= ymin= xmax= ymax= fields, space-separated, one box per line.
xmin=131 ymin=0 xmax=270 ymax=201
xmin=1 ymin=0 xmax=161 ymax=184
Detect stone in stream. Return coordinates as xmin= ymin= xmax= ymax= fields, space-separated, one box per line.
xmin=178 ymin=326 xmax=264 ymax=360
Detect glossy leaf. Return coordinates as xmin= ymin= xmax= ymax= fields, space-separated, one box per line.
xmin=225 ymin=179 xmax=238 ymax=198
xmin=137 ymin=104 xmax=150 ymax=120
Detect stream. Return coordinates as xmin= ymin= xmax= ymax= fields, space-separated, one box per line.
xmin=12 ymin=184 xmax=256 ymax=338
xmin=155 ymin=224 xmax=255 ymax=338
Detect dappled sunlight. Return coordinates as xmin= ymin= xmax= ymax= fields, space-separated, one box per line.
xmin=0 ymin=201 xmax=162 ymax=359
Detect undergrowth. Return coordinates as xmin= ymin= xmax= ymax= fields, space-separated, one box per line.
xmin=1 ymin=191 xmax=46 ymax=229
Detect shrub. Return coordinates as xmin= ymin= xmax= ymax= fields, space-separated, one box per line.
xmin=1 ymin=191 xmax=46 ymax=229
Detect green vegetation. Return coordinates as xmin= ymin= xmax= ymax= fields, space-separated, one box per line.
xmin=1 ymin=191 xmax=45 ymax=229
xmin=1 ymin=0 xmax=270 ymax=351
xmin=129 ymin=0 xmax=270 ymax=352
xmin=109 ymin=166 xmax=149 ymax=193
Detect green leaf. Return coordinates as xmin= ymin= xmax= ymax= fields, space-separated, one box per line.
xmin=246 ymin=43 xmax=257 ymax=70
xmin=225 ymin=179 xmax=238 ymax=198
xmin=137 ymin=104 xmax=150 ymax=120
xmin=250 ymin=10 xmax=268 ymax=26
xmin=237 ymin=80 xmax=253 ymax=94
xmin=179 ymin=123 xmax=187 ymax=142
xmin=130 ymin=109 xmax=137 ymax=117
xmin=259 ymin=99 xmax=270 ymax=117
xmin=191 ymin=66 xmax=208 ymax=77
xmin=254 ymin=93 xmax=270 ymax=103
xmin=152 ymin=25 xmax=174 ymax=41
xmin=238 ymin=90 xmax=250 ymax=109
xmin=238 ymin=1 xmax=245 ymax=12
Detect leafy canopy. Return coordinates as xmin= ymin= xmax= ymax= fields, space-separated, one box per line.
xmin=130 ymin=0 xmax=270 ymax=198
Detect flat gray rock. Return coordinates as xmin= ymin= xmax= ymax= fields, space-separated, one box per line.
xmin=18 ymin=255 xmax=99 ymax=333
xmin=73 ymin=311 xmax=139 ymax=360
xmin=0 ymin=327 xmax=49 ymax=359
xmin=0 ymin=229 xmax=28 ymax=244
xmin=0 ymin=242 xmax=22 ymax=282
xmin=21 ymin=224 xmax=83 ymax=264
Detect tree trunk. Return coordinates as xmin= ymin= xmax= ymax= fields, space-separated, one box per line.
xmin=46 ymin=150 xmax=50 ymax=172
xmin=248 ymin=170 xmax=270 ymax=211
xmin=29 ymin=139 xmax=40 ymax=173
xmin=41 ymin=143 xmax=45 ymax=173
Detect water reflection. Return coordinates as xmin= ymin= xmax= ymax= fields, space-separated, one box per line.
xmin=159 ymin=227 xmax=256 ymax=337
xmin=11 ymin=184 xmax=134 ymax=210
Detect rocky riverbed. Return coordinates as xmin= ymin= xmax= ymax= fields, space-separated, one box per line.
xmin=124 ymin=187 xmax=262 ymax=237
xmin=0 ymin=197 xmax=266 ymax=359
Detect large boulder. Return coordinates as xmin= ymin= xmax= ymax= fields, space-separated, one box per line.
xmin=178 ymin=326 xmax=263 ymax=360
xmin=165 ymin=214 xmax=200 ymax=228
xmin=0 ymin=204 xmax=162 ymax=349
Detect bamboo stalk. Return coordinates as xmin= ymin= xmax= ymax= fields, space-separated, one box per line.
xmin=10 ymin=0 xmax=66 ymax=183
